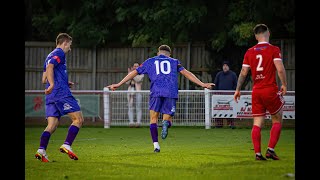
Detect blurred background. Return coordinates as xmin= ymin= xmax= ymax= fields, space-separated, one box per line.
xmin=25 ymin=0 xmax=295 ymax=91
xmin=25 ymin=0 xmax=295 ymax=128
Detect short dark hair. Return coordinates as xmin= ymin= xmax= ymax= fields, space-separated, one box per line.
xmin=56 ymin=33 xmax=72 ymax=46
xmin=253 ymin=24 xmax=269 ymax=35
xmin=158 ymin=45 xmax=171 ymax=53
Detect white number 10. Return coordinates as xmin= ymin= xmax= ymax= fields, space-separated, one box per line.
xmin=155 ymin=60 xmax=171 ymax=74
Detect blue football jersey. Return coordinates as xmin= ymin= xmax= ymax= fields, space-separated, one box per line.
xmin=43 ymin=48 xmax=72 ymax=103
xmin=136 ymin=54 xmax=185 ymax=98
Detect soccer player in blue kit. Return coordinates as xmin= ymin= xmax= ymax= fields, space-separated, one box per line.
xmin=107 ymin=45 xmax=214 ymax=152
xmin=35 ymin=33 xmax=84 ymax=162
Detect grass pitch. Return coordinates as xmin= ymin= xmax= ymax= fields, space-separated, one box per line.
xmin=25 ymin=127 xmax=295 ymax=180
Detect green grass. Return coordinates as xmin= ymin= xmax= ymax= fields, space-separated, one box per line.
xmin=25 ymin=127 xmax=295 ymax=180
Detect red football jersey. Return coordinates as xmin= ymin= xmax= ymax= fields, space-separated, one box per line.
xmin=243 ymin=42 xmax=282 ymax=89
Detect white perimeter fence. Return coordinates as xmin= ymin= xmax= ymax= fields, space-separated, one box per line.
xmin=25 ymin=89 xmax=295 ymax=129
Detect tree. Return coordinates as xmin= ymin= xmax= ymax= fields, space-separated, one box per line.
xmin=27 ymin=0 xmax=294 ymax=48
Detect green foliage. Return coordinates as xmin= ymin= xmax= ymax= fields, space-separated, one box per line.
xmin=225 ymin=0 xmax=295 ymax=46
xmin=228 ymin=0 xmax=257 ymax=23
xmin=229 ymin=22 xmax=256 ymax=46
xmin=116 ymin=0 xmax=207 ymax=46
xmin=27 ymin=0 xmax=295 ymax=53
xmin=285 ymin=19 xmax=295 ymax=34
xmin=32 ymin=14 xmax=52 ymax=40
xmin=68 ymin=18 xmax=109 ymax=47
xmin=211 ymin=32 xmax=227 ymax=52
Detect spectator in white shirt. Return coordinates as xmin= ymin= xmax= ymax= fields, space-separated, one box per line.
xmin=126 ymin=62 xmax=144 ymax=127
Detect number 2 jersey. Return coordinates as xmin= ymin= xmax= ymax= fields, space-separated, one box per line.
xmin=136 ymin=54 xmax=185 ymax=98
xmin=43 ymin=48 xmax=72 ymax=103
xmin=242 ymin=42 xmax=282 ymax=89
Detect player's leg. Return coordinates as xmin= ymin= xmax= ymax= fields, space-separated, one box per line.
xmin=57 ymin=96 xmax=83 ymax=160
xmin=265 ymin=89 xmax=285 ymax=160
xmin=135 ymin=92 xmax=142 ymax=127
xmin=128 ymin=94 xmax=135 ymax=127
xmin=251 ymin=90 xmax=267 ymax=160
xmin=252 ymin=116 xmax=266 ymax=160
xmin=161 ymin=114 xmax=172 ymax=139
xmin=149 ymin=97 xmax=162 ymax=152
xmin=59 ymin=111 xmax=83 ymax=160
xmin=150 ymin=110 xmax=160 ymax=152
xmin=35 ymin=103 xmax=60 ymax=162
xmin=160 ymin=98 xmax=176 ymax=139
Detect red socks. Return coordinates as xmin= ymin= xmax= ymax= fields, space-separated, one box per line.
xmin=268 ymin=122 xmax=282 ymax=149
xmin=252 ymin=123 xmax=282 ymax=154
xmin=251 ymin=125 xmax=261 ymax=154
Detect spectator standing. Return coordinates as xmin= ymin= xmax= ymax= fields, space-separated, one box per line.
xmin=213 ymin=60 xmax=238 ymax=128
xmin=126 ymin=62 xmax=144 ymax=127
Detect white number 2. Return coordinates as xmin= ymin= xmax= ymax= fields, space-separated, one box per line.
xmin=256 ymin=54 xmax=263 ymax=71
xmin=154 ymin=60 xmax=171 ymax=75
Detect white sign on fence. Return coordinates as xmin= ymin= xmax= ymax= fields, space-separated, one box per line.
xmin=211 ymin=92 xmax=295 ymax=119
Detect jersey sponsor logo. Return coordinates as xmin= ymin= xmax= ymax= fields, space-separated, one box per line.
xmin=255 ymin=74 xmax=265 ymax=80
xmin=254 ymin=46 xmax=267 ymax=51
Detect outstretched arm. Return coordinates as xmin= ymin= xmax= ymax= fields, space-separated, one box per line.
xmin=234 ymin=66 xmax=249 ymax=103
xmin=180 ymin=69 xmax=214 ymax=89
xmin=107 ymin=70 xmax=138 ymax=91
xmin=125 ymin=67 xmax=133 ymax=85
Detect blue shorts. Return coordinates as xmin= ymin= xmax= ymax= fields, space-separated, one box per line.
xmin=46 ymin=96 xmax=81 ymax=119
xmin=149 ymin=97 xmax=177 ymax=116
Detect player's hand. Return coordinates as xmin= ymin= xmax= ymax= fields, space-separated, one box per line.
xmin=107 ymin=84 xmax=120 ymax=91
xmin=45 ymin=85 xmax=54 ymax=95
xmin=279 ymin=85 xmax=287 ymax=96
xmin=234 ymin=90 xmax=241 ymax=103
xmin=68 ymin=81 xmax=75 ymax=88
xmin=202 ymin=83 xmax=215 ymax=89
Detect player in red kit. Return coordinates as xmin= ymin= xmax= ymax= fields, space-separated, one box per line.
xmin=233 ymin=24 xmax=287 ymax=160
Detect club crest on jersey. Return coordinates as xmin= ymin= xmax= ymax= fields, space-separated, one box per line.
xmin=63 ymin=103 xmax=72 ymax=110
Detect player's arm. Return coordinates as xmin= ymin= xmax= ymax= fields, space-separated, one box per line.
xmin=234 ymin=66 xmax=249 ymax=103
xmin=45 ymin=64 xmax=54 ymax=95
xmin=274 ymin=60 xmax=287 ymax=95
xmin=180 ymin=69 xmax=214 ymax=89
xmin=125 ymin=67 xmax=132 ymax=84
xmin=107 ymin=70 xmax=138 ymax=91
xmin=42 ymin=71 xmax=47 ymax=84
xmin=133 ymin=74 xmax=144 ymax=83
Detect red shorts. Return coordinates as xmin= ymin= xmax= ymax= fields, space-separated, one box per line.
xmin=251 ymin=86 xmax=285 ymax=117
